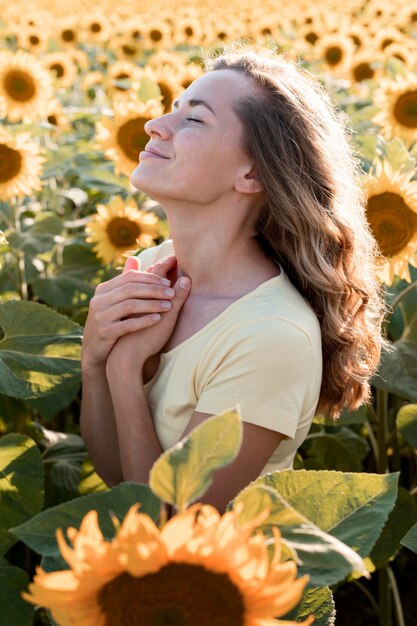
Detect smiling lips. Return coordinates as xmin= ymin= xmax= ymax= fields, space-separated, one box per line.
xmin=141 ymin=146 xmax=169 ymax=159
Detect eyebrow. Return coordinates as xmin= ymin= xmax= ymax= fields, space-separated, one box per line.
xmin=172 ymin=98 xmax=217 ymax=117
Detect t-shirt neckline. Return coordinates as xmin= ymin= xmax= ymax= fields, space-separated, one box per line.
xmin=159 ymin=270 xmax=284 ymax=360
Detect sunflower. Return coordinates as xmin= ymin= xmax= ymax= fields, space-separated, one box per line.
xmin=43 ymin=52 xmax=77 ymax=89
xmin=16 ymin=26 xmax=49 ymax=54
xmin=348 ymin=49 xmax=383 ymax=85
xmin=0 ymin=127 xmax=45 ymax=200
xmin=45 ymin=98 xmax=70 ymax=132
xmin=96 ymin=98 xmax=163 ymax=177
xmin=142 ymin=18 xmax=173 ymax=50
xmin=147 ymin=65 xmax=184 ymax=114
xmin=372 ymin=73 xmax=417 ymax=144
xmin=315 ymin=33 xmax=355 ymax=77
xmin=85 ymin=196 xmax=159 ymax=265
xmin=0 ymin=50 xmax=53 ymax=123
xmin=105 ymin=61 xmax=144 ymax=98
xmin=80 ymin=14 xmax=111 ymax=43
xmin=22 ymin=501 xmax=313 ymax=626
xmin=363 ymin=159 xmax=417 ymax=284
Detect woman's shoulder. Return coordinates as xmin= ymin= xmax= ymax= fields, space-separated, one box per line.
xmin=136 ymin=239 xmax=174 ymax=271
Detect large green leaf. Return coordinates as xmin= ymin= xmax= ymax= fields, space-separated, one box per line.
xmin=283 ymin=586 xmax=335 ymax=626
xmin=41 ymin=432 xmax=89 ymax=507
xmin=373 ymin=340 xmax=417 ymax=402
xmin=0 ymin=565 xmax=34 ymax=626
xmin=0 ymin=434 xmax=44 ymax=556
xmin=149 ymin=408 xmax=242 ymax=510
xmin=0 ymin=301 xmax=82 ymax=399
xmin=401 ymin=522 xmax=417 ymax=553
xmin=369 ymin=487 xmax=417 ymax=568
xmin=26 ymin=383 xmax=80 ymax=422
xmin=79 ymin=458 xmax=109 ymax=495
xmin=6 ymin=214 xmax=64 ymax=256
xmin=32 ymin=274 xmax=94 ymax=308
xmin=302 ymin=428 xmax=369 ymax=471
xmin=234 ymin=485 xmax=366 ymax=586
xmin=253 ymin=470 xmax=398 ymax=558
xmin=10 ymin=482 xmax=161 ymax=556
xmin=397 ymin=403 xmax=417 ymax=451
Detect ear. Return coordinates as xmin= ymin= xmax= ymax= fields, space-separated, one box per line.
xmin=234 ymin=163 xmax=264 ymax=194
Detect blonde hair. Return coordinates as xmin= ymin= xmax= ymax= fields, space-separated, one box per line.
xmin=205 ymin=43 xmax=386 ymax=419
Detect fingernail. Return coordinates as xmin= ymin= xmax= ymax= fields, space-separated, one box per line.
xmin=160 ymin=278 xmax=171 ymax=286
xmin=179 ymin=277 xmax=190 ymax=289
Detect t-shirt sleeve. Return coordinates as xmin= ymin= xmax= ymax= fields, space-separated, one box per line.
xmin=194 ymin=317 xmax=316 ymax=439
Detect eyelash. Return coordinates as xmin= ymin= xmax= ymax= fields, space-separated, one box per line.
xmin=186 ymin=118 xmax=203 ymax=123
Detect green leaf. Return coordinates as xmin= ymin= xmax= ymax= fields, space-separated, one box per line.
xmin=10 ymin=482 xmax=161 ymax=556
xmin=6 ymin=214 xmax=64 ymax=255
xmin=41 ymin=432 xmax=88 ymax=507
xmin=79 ymin=458 xmax=109 ymax=495
xmin=283 ymin=586 xmax=335 ymax=626
xmin=397 ymin=403 xmax=417 ymax=450
xmin=373 ymin=340 xmax=417 ymax=402
xmin=369 ymin=487 xmax=417 ymax=568
xmin=26 ymin=383 xmax=80 ymax=422
xmin=0 ymin=301 xmax=82 ymax=399
xmin=401 ymin=522 xmax=417 ymax=553
xmin=303 ymin=428 xmax=369 ymax=471
xmin=234 ymin=484 xmax=366 ymax=586
xmin=79 ymin=167 xmax=130 ymax=193
xmin=149 ymin=407 xmax=242 ymax=510
xmin=0 ymin=434 xmax=44 ymax=556
xmin=253 ymin=470 xmax=398 ymax=558
xmin=0 ymin=565 xmax=34 ymax=626
xmin=137 ymin=76 xmax=162 ymax=103
xmin=32 ymin=274 xmax=94 ymax=308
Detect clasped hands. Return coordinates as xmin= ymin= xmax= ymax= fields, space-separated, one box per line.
xmin=81 ymin=253 xmax=191 ymax=379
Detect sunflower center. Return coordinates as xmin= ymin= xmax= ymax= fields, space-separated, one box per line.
xmin=325 ymin=46 xmax=343 ymax=65
xmin=393 ymin=90 xmax=417 ymax=128
xmin=158 ymin=82 xmax=173 ymax=113
xmin=50 ymin=63 xmax=65 ymax=78
xmin=150 ymin=29 xmax=163 ymax=42
xmin=305 ymin=31 xmax=319 ymax=45
xmin=116 ymin=118 xmax=149 ymax=161
xmin=29 ymin=35 xmax=40 ymax=45
xmin=367 ymin=191 xmax=417 ymax=256
xmin=353 ymin=62 xmax=375 ymax=82
xmin=106 ymin=217 xmax=141 ymax=246
xmin=98 ymin=562 xmax=245 ymax=626
xmin=91 ymin=22 xmax=102 ymax=33
xmin=4 ymin=70 xmax=36 ymax=102
xmin=0 ymin=144 xmax=23 ymax=183
xmin=62 ymin=29 xmax=75 ymax=42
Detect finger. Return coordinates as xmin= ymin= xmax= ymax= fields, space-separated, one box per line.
xmin=147 ymin=254 xmax=177 ymax=278
xmin=93 ymin=282 xmax=176 ymax=312
xmin=109 ymin=298 xmax=172 ymax=321
xmin=95 ymin=268 xmax=169 ymax=296
xmin=123 ymin=256 xmax=140 ymax=273
xmin=169 ymin=276 xmax=191 ymax=312
xmin=112 ymin=313 xmax=162 ymax=336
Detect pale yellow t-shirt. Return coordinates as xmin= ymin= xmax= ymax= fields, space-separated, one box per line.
xmin=137 ymin=239 xmax=322 ymax=475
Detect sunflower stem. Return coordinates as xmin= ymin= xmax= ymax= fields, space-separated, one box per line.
xmin=386 ymin=565 xmax=405 ymax=626
xmin=376 ymin=388 xmax=389 ymax=474
xmin=390 ymin=280 xmax=417 ymax=312
xmin=364 ymin=417 xmax=379 ymax=469
xmin=11 ymin=197 xmax=28 ymax=300
xmin=378 ymin=566 xmax=391 ymax=626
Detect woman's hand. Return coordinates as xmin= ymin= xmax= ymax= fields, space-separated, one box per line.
xmin=105 ymin=262 xmax=191 ymax=379
xmin=81 ymin=253 xmax=180 ymax=371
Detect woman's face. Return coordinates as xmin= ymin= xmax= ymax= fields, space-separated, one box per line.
xmin=130 ymin=69 xmax=257 ymax=205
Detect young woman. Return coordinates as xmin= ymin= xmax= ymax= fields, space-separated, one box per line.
xmin=80 ymin=45 xmax=385 ymax=513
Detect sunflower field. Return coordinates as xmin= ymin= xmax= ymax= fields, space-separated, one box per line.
xmin=1 ymin=0 xmax=417 ymax=624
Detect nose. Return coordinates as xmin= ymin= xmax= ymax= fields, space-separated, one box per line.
xmin=144 ymin=114 xmax=171 ymax=138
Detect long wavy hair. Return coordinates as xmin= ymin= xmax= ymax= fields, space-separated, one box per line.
xmin=206 ymin=44 xmax=386 ymax=419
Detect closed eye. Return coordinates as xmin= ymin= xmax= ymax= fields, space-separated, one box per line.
xmin=186 ymin=118 xmax=203 ymax=123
